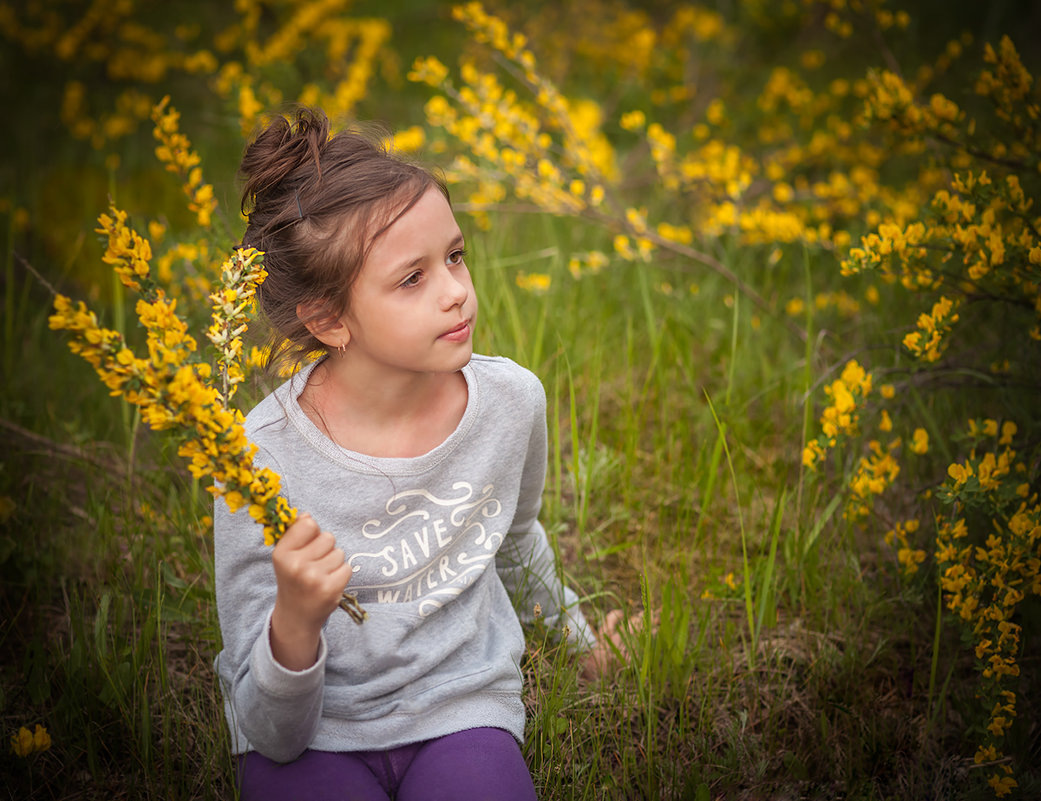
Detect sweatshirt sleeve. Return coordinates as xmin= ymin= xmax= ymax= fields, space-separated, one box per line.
xmin=213 ymin=445 xmax=326 ymax=762
xmin=495 ymin=375 xmax=597 ymax=650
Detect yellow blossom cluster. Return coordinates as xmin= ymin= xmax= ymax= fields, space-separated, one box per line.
xmin=566 ymin=250 xmax=609 ymax=280
xmin=56 ymin=204 xmax=288 ymax=539
xmin=811 ymin=33 xmax=1040 ymax=789
xmin=844 ymin=35 xmax=1041 ymax=340
xmin=449 ymin=1 xmax=617 ymax=185
xmin=902 ymin=296 xmax=960 ymax=363
xmin=151 ymin=97 xmax=217 ymax=229
xmin=10 ymin=724 xmax=51 ymax=757
xmin=845 ymin=438 xmax=901 ymax=522
xmin=976 ymin=36 xmax=1039 ymax=131
xmin=861 ymin=69 xmax=962 ymax=140
xmin=48 ymin=229 xmax=296 ymax=542
xmin=414 ymin=0 xmax=961 ymax=313
xmin=515 ymin=272 xmax=552 ymax=293
xmin=410 ymin=5 xmax=617 ymax=234
xmin=97 ymin=206 xmax=153 ymax=292
xmin=883 ymin=518 xmax=926 ymax=576
xmin=417 ymin=3 xmax=774 ymax=269
xmin=49 ymin=287 xmax=299 ymax=551
xmin=842 ymin=222 xmax=932 ymax=282
xmin=933 ymin=419 xmax=1039 ymax=796
xmin=5 ymin=0 xmax=390 ymax=154
xmin=207 ymin=248 xmax=268 ymax=404
xmin=53 ymin=184 xmax=367 ymax=622
xmin=801 ymin=360 xmax=926 ymax=531
xmin=803 ymin=359 xmax=873 ymax=469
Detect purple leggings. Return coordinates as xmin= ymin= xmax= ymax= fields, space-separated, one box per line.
xmin=236 ymin=727 xmax=537 ymax=801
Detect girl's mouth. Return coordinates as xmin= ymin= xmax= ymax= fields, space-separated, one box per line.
xmin=439 ymin=320 xmax=472 ymax=342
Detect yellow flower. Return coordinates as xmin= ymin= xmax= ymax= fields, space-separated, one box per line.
xmin=785 ymin=297 xmax=805 ymax=316
xmin=911 ymin=428 xmax=929 ymax=454
xmin=11 ymin=727 xmax=33 ymax=757
xmin=706 ymin=98 xmax=726 ymax=125
xmin=10 ymin=724 xmax=50 ymax=756
xmin=620 ymin=110 xmax=646 ymax=131
xmin=408 ymin=56 xmax=449 ymax=87
xmin=988 ymin=772 xmax=1017 ymax=797
xmin=975 ymin=744 xmax=998 ymax=764
xmin=897 ymin=547 xmax=926 ymax=574
xmin=515 ymin=272 xmax=551 ymax=293
xmin=32 ymin=724 xmax=50 ymax=752
xmin=390 ymin=126 xmax=426 ymax=154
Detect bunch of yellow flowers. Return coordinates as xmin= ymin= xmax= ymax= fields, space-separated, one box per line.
xmin=48 ymin=213 xmax=290 ymax=541
xmin=49 ymin=209 xmax=366 ymax=625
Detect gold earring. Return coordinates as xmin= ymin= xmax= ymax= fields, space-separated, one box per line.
xmin=337 ymin=342 xmax=346 ymax=357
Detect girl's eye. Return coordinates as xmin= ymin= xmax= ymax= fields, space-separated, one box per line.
xmin=447 ymin=248 xmax=467 ymax=266
xmin=401 ymin=271 xmax=422 ymax=288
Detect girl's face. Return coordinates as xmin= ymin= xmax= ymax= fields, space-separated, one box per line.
xmin=339 ymin=187 xmax=477 ymax=379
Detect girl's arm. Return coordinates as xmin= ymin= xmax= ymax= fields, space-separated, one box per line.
xmin=214 ymin=451 xmax=347 ymax=763
xmin=496 ymin=377 xmax=597 ymax=650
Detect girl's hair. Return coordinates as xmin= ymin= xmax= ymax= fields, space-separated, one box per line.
xmin=239 ymin=107 xmax=447 ymax=371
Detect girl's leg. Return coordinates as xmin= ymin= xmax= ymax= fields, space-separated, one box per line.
xmin=237 ymin=748 xmax=391 ymax=801
xmin=395 ymin=727 xmax=537 ymax=801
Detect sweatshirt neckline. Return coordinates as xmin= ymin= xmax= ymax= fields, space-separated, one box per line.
xmin=281 ymin=358 xmax=480 ymax=476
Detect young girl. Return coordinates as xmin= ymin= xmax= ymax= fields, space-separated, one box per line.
xmin=214 ymin=108 xmax=617 ymax=800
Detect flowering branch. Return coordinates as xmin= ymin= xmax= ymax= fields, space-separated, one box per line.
xmin=151 ymin=96 xmax=220 ymax=231
xmin=50 ymin=207 xmax=367 ymax=624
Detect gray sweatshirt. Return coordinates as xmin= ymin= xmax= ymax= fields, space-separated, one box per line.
xmin=214 ymin=354 xmax=595 ymax=762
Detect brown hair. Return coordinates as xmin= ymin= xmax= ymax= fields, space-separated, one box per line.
xmin=239 ymin=107 xmax=447 ymax=371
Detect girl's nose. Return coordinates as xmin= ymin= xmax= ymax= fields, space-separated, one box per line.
xmin=439 ymin=268 xmax=470 ymax=310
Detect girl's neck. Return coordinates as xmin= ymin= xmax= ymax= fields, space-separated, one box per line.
xmin=299 ymin=356 xmax=468 ymax=458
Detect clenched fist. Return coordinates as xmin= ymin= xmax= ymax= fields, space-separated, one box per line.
xmin=269 ymin=513 xmax=353 ymax=671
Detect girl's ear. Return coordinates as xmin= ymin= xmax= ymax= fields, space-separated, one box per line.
xmin=296 ymin=301 xmax=351 ymax=349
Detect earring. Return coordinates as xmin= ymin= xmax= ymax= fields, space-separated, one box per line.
xmin=337 ymin=342 xmax=346 ymax=358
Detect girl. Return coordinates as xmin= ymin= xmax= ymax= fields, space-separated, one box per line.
xmin=214 ymin=108 xmax=618 ymax=801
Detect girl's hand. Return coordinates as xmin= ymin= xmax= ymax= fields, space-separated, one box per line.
xmin=581 ymin=609 xmax=631 ymax=680
xmin=269 ymin=513 xmax=353 ymax=671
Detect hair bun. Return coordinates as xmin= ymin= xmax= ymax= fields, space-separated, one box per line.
xmin=240 ymin=108 xmax=331 ymax=218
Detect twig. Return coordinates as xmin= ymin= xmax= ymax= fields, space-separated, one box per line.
xmin=0 ymin=416 xmax=123 ymax=474
xmin=13 ymin=251 xmax=58 ymax=297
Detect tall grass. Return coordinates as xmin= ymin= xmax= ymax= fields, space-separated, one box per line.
xmin=460 ymin=215 xmax=957 ymax=798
